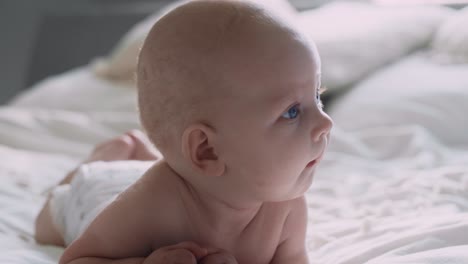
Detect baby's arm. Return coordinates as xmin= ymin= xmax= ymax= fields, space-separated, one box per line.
xmin=270 ymin=196 xmax=309 ymax=264
xmin=63 ymin=241 xmax=208 ymax=264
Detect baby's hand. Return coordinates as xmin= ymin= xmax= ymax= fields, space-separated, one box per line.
xmin=200 ymin=249 xmax=238 ymax=264
xmin=143 ymin=241 xmax=209 ymax=264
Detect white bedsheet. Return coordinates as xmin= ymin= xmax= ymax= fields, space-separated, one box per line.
xmin=309 ymin=126 xmax=468 ymax=263
xmin=1 ymin=67 xmax=467 ymax=263
xmin=0 ymin=145 xmax=73 ymax=264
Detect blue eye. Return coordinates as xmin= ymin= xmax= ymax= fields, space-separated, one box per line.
xmin=282 ymin=104 xmax=300 ymax=119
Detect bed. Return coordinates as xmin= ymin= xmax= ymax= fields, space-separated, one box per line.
xmin=1 ymin=1 xmax=468 ymax=263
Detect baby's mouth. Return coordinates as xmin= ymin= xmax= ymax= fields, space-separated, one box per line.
xmin=306 ymin=159 xmax=317 ymax=168
xmin=306 ymin=151 xmax=325 ymax=168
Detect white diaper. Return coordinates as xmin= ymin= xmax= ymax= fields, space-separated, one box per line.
xmin=49 ymin=160 xmax=154 ymax=246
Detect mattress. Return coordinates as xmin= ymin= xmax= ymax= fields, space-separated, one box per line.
xmin=1 ymin=63 xmax=468 ymax=263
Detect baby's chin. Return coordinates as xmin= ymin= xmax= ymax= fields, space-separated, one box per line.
xmin=288 ymin=183 xmax=313 ymax=200
xmin=265 ymin=172 xmax=316 ymax=202
xmin=288 ymin=176 xmax=316 ymax=200
xmin=266 ymin=192 xmax=308 ymax=204
xmin=264 ymin=184 xmax=312 ymax=203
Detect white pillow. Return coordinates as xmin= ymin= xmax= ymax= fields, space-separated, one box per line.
xmin=10 ymin=67 xmax=138 ymax=112
xmin=431 ymin=6 xmax=468 ymax=64
xmin=92 ymin=0 xmax=189 ymax=82
xmin=297 ymin=2 xmax=452 ymax=93
xmin=328 ymin=52 xmax=468 ymax=146
xmin=92 ymin=0 xmax=298 ymax=82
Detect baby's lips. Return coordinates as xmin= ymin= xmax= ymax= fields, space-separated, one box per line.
xmin=306 ymin=159 xmax=317 ymax=168
xmin=306 ymin=149 xmax=326 ymax=168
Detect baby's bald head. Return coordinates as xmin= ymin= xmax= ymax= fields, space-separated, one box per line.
xmin=137 ymin=0 xmax=306 ymax=157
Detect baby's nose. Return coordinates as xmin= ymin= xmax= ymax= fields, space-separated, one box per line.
xmin=311 ymin=112 xmax=333 ymax=143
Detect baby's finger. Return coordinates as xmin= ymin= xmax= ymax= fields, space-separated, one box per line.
xmin=166 ymin=241 xmax=208 ymax=260
xmin=145 ymin=247 xmax=196 ymax=264
xmin=200 ymin=251 xmax=238 ymax=264
xmin=205 ymin=247 xmax=219 ymax=254
xmin=164 ymin=248 xmax=197 ymax=264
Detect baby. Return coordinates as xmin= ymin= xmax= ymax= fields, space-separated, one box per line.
xmin=35 ymin=0 xmax=333 ymax=263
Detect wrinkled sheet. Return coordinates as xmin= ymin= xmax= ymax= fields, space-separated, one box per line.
xmin=1 ymin=107 xmax=467 ymax=264
xmin=308 ymin=126 xmax=468 ymax=264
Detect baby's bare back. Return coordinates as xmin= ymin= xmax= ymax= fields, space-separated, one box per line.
xmin=59 ymin=161 xmax=297 ymax=264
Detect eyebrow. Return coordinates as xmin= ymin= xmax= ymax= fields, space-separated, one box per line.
xmin=268 ymin=88 xmax=307 ymax=120
xmin=264 ymin=94 xmax=297 ymax=125
xmin=270 ymin=72 xmax=321 ymax=111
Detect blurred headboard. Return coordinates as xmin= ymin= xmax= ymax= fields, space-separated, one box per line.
xmin=27 ymin=1 xmax=175 ymax=88
xmin=0 ymin=0 xmax=178 ymax=104
xmin=27 ymin=13 xmax=145 ymax=87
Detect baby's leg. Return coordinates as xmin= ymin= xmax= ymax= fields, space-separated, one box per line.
xmin=82 ymin=129 xmax=161 ymax=164
xmin=34 ymin=130 xmax=160 ymax=246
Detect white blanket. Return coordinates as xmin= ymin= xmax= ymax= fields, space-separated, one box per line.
xmin=1 ymin=68 xmax=467 ymax=263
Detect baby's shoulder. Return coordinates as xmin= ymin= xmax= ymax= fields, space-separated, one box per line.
xmin=60 ymin=162 xmax=185 ymax=261
xmin=104 ymin=162 xmax=186 ymax=246
xmin=127 ymin=161 xmax=185 ymax=214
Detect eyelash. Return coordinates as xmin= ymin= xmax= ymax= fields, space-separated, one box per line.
xmin=317 ymin=86 xmax=326 ymax=110
xmin=281 ymin=87 xmax=326 ymax=120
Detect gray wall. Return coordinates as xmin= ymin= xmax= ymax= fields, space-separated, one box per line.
xmin=0 ymin=1 xmax=41 ymax=103
xmin=0 ymin=0 xmax=172 ymax=104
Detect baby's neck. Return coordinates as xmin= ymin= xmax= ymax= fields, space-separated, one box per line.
xmin=164 ymin=162 xmax=264 ymax=237
xmin=186 ymin=181 xmax=262 ymax=234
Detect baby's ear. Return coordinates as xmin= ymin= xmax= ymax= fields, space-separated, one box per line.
xmin=181 ymin=123 xmax=225 ymax=177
